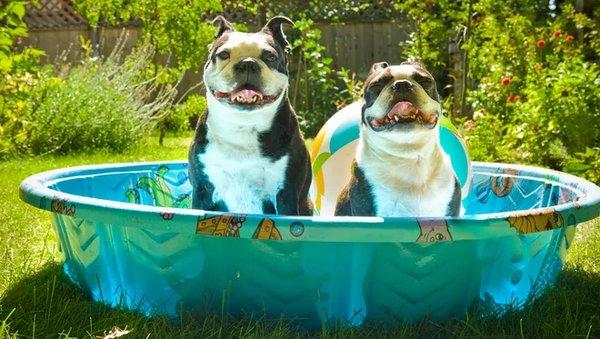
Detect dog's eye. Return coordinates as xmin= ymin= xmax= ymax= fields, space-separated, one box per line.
xmin=368 ymin=80 xmax=387 ymax=92
xmin=414 ymin=74 xmax=433 ymax=88
xmin=263 ymin=52 xmax=277 ymax=62
xmin=217 ymin=50 xmax=230 ymax=60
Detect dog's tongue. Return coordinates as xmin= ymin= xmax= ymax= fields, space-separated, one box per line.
xmin=388 ymin=101 xmax=417 ymax=118
xmin=232 ymin=88 xmax=262 ymax=100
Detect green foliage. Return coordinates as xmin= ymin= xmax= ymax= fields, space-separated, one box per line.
xmin=464 ymin=5 xmax=600 ymax=176
xmin=0 ymin=0 xmax=33 ymax=71
xmin=395 ymin=0 xmax=600 ymax=182
xmin=0 ymin=66 xmax=55 ymax=158
xmin=564 ymin=148 xmax=600 ymax=185
xmin=394 ymin=0 xmax=467 ymax=76
xmin=222 ymin=0 xmax=401 ymax=24
xmin=289 ymin=19 xmax=362 ymax=137
xmin=74 ymin=0 xmax=222 ymax=72
xmin=289 ymin=19 xmax=337 ymax=137
xmin=160 ymin=94 xmax=207 ymax=133
xmin=0 ymin=0 xmax=46 ymax=158
xmin=14 ymin=44 xmax=176 ymax=156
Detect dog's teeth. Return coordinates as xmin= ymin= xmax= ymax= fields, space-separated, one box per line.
xmin=394 ymin=116 xmax=399 ymax=122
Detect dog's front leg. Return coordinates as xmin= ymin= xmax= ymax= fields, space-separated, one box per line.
xmin=275 ymin=188 xmax=300 ymax=216
xmin=191 ymin=182 xmax=220 ymax=211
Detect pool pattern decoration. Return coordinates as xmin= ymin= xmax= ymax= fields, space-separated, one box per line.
xmin=19 ymin=161 xmax=600 ymax=327
xmin=25 ymin=162 xmax=596 ymax=242
xmin=125 ymin=165 xmax=191 ymax=208
xmin=195 ymin=215 xmax=283 ymax=240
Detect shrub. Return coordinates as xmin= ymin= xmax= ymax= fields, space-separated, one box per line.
xmin=564 ymin=148 xmax=600 ymax=185
xmin=0 ymin=66 xmax=55 ymax=158
xmin=464 ymin=5 xmax=600 ymax=173
xmin=21 ymin=44 xmax=176 ymax=156
xmin=0 ymin=0 xmax=46 ymax=158
xmin=288 ymin=19 xmax=363 ymax=137
xmin=158 ymin=94 xmax=207 ymax=138
xmin=393 ymin=1 xmax=600 ymax=182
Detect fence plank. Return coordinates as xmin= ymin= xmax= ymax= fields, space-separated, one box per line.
xmin=26 ymin=22 xmax=410 ymax=90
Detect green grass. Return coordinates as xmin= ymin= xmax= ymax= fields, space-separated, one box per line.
xmin=1 ymin=135 xmax=599 ymax=338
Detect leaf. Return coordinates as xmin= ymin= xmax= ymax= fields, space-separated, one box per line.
xmin=11 ymin=3 xmax=27 ymax=19
xmin=0 ymin=57 xmax=13 ymax=72
xmin=563 ymin=162 xmax=591 ymax=173
xmin=97 ymin=327 xmax=132 ymax=339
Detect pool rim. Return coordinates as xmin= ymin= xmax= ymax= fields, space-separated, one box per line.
xmin=19 ymin=160 xmax=600 ymax=242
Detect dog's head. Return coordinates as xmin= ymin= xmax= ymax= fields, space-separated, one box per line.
xmin=203 ymin=16 xmax=293 ymax=112
xmin=361 ymin=61 xmax=441 ymax=142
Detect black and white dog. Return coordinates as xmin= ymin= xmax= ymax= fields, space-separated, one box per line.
xmin=335 ymin=62 xmax=461 ymax=217
xmin=188 ymin=16 xmax=312 ymax=216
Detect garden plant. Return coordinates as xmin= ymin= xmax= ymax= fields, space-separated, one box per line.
xmin=0 ymin=0 xmax=599 ymax=337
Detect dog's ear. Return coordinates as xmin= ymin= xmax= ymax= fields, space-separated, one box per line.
xmin=262 ymin=16 xmax=294 ymax=51
xmin=212 ymin=15 xmax=235 ymax=39
xmin=370 ymin=61 xmax=389 ymax=73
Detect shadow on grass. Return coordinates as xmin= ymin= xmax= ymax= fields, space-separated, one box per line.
xmin=0 ymin=262 xmax=598 ymax=338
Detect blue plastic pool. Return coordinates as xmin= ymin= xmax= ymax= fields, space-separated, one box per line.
xmin=19 ymin=161 xmax=600 ymax=327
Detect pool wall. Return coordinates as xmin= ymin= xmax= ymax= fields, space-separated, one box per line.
xmin=20 ymin=161 xmax=600 ymax=327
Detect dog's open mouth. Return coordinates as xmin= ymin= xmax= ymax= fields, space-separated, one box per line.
xmin=214 ymin=86 xmax=279 ymax=106
xmin=369 ymin=101 xmax=438 ymax=131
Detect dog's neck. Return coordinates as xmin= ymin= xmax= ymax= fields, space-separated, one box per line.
xmin=205 ymin=90 xmax=285 ymax=150
xmin=356 ymin=124 xmax=446 ymax=188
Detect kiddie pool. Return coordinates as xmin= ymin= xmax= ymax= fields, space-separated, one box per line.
xmin=18 ymin=107 xmax=600 ymax=328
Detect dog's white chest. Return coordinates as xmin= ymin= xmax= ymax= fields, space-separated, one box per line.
xmin=370 ymin=180 xmax=455 ymax=217
xmin=358 ymin=147 xmax=457 ymax=217
xmin=198 ymin=142 xmax=288 ymax=214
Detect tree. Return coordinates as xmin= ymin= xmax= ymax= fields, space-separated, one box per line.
xmin=74 ymin=0 xmax=222 ymax=73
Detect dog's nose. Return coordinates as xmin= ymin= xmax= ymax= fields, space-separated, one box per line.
xmin=234 ymin=58 xmax=260 ymax=74
xmin=392 ymin=80 xmax=414 ymax=92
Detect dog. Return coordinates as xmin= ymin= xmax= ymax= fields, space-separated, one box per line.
xmin=188 ymin=16 xmax=312 ymax=216
xmin=335 ymin=61 xmax=461 ymax=217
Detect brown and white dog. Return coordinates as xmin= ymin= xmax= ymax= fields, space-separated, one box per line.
xmin=188 ymin=16 xmax=312 ymax=216
xmin=335 ymin=61 xmax=461 ymax=217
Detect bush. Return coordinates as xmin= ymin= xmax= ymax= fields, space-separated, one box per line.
xmin=564 ymin=148 xmax=600 ymax=185
xmin=393 ymin=1 xmax=600 ymax=182
xmin=0 ymin=66 xmax=54 ymax=158
xmin=464 ymin=5 xmax=600 ymax=175
xmin=288 ymin=19 xmax=363 ymax=137
xmin=159 ymin=94 xmax=207 ymax=135
xmin=0 ymin=0 xmax=46 ymax=159
xmin=20 ymin=44 xmax=176 ymax=156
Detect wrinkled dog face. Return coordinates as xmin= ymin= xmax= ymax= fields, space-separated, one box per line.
xmin=204 ymin=16 xmax=292 ymax=111
xmin=362 ymin=62 xmax=441 ymax=136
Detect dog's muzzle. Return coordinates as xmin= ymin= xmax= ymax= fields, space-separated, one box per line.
xmin=368 ymin=80 xmax=439 ymax=131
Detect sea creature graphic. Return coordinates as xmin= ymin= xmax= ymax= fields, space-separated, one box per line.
xmin=476 ymin=168 xmax=518 ymax=203
xmin=196 ymin=215 xmax=246 ymax=237
xmin=125 ymin=165 xmax=191 ymax=208
xmin=416 ymin=219 xmax=452 ymax=242
xmin=252 ymin=218 xmax=282 ymax=240
xmin=490 ymin=169 xmax=518 ymax=197
xmin=507 ymin=208 xmax=564 ymax=234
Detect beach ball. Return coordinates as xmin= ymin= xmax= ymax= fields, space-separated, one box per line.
xmin=310 ymin=101 xmax=472 ymax=216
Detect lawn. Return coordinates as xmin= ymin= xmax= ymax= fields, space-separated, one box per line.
xmin=0 ymin=135 xmax=599 ymax=338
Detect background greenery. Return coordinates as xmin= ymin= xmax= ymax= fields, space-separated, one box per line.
xmin=3 ymin=0 xmax=598 ymax=183
xmin=0 ymin=0 xmax=599 ymax=337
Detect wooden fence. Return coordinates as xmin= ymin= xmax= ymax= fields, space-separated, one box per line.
xmin=317 ymin=22 xmax=410 ymax=72
xmin=26 ymin=22 xmax=410 ymax=75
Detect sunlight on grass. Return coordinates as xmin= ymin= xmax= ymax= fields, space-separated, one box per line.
xmin=0 ymin=135 xmax=598 ymax=338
